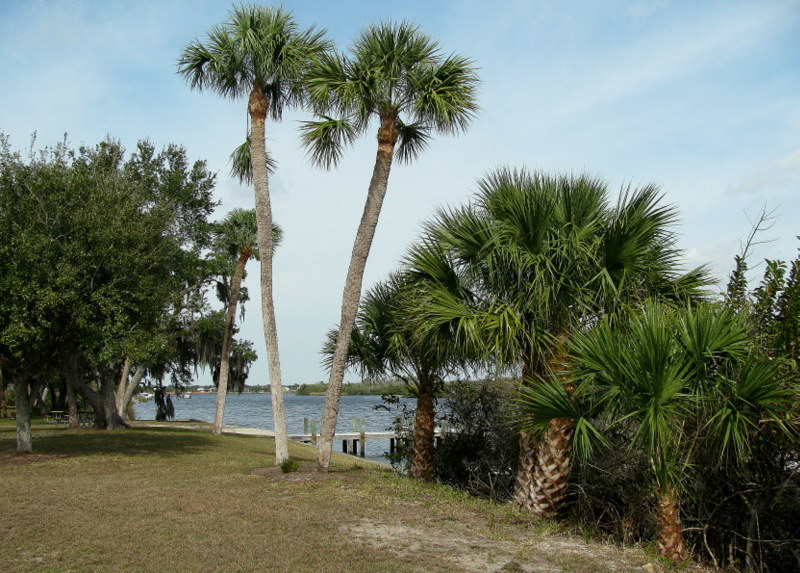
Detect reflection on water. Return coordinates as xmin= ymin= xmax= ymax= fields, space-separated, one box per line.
xmin=134 ymin=393 xmax=415 ymax=463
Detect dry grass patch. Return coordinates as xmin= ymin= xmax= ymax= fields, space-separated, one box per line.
xmin=0 ymin=419 xmax=705 ymax=572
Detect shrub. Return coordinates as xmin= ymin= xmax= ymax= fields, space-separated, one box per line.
xmin=280 ymin=459 xmax=300 ymax=473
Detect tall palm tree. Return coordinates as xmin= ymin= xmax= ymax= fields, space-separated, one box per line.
xmin=301 ymin=21 xmax=479 ymax=470
xmin=178 ymin=6 xmax=329 ymax=463
xmin=211 ymin=208 xmax=283 ymax=435
xmin=406 ymin=169 xmax=710 ymax=516
xmin=323 ymin=272 xmax=462 ymax=478
xmin=518 ymin=303 xmax=794 ymax=560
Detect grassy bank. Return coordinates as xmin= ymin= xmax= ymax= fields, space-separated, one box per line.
xmin=0 ymin=419 xmax=696 ymax=572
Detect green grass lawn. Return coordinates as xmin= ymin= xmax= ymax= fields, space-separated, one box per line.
xmin=0 ymin=419 xmax=692 ymax=572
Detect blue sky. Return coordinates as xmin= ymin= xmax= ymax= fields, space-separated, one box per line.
xmin=1 ymin=0 xmax=798 ymax=385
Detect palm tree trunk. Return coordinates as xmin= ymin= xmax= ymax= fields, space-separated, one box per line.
xmin=514 ymin=419 xmax=573 ymax=516
xmin=411 ymin=379 xmax=436 ymax=479
xmin=514 ymin=337 xmax=574 ymax=516
xmin=317 ymin=115 xmax=398 ymax=471
xmin=213 ymin=251 xmax=248 ymax=435
xmin=656 ymin=488 xmax=687 ymax=561
xmin=249 ymin=86 xmax=289 ymax=465
xmin=14 ymin=376 xmax=32 ymax=453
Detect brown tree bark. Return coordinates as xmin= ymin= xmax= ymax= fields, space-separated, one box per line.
xmin=318 ymin=114 xmax=398 ymax=471
xmin=410 ymin=384 xmax=436 ymax=480
xmin=14 ymin=376 xmax=33 ymax=453
xmin=249 ymin=86 xmax=289 ymax=465
xmin=213 ymin=249 xmax=249 ymax=435
xmin=656 ymin=489 xmax=687 ymax=561
xmin=119 ymin=366 xmax=146 ymax=422
xmin=114 ymin=357 xmax=132 ymax=416
xmin=66 ymin=379 xmax=79 ymax=430
xmin=514 ymin=334 xmax=574 ymax=516
xmin=71 ymin=373 xmax=128 ymax=430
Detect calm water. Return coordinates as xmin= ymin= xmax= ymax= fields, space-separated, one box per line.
xmin=134 ymin=393 xmax=414 ymax=463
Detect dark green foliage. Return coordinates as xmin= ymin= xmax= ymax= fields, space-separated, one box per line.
xmin=0 ymin=136 xmax=197 ymax=372
xmin=279 ymin=459 xmax=300 ymax=473
xmin=0 ymin=133 xmax=235 ymax=442
xmin=153 ymin=387 xmax=175 ymax=422
xmin=435 ymin=378 xmax=519 ymax=500
xmin=375 ymin=379 xmax=519 ymax=498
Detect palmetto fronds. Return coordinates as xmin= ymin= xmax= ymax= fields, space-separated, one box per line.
xmin=229 ymin=135 xmax=277 ymax=185
xmin=178 ymin=5 xmax=331 ymax=119
xmin=300 ymin=21 xmax=479 ymax=167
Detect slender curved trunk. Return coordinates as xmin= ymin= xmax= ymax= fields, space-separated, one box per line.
xmin=213 ymin=250 xmax=249 ymax=435
xmin=14 ymin=376 xmax=32 ymax=453
xmin=410 ymin=384 xmax=436 ymax=480
xmin=318 ymin=114 xmax=398 ymax=470
xmin=249 ymin=86 xmax=289 ymax=465
xmin=656 ymin=488 xmax=687 ymax=561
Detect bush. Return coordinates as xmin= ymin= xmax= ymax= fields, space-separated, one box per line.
xmin=435 ymin=378 xmax=519 ymax=501
xmin=378 ymin=379 xmax=520 ymax=500
xmin=280 ymin=459 xmax=300 ymax=473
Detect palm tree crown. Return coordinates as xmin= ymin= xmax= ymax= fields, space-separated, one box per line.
xmin=404 ymin=168 xmax=711 ymax=515
xmin=178 ymin=5 xmax=329 ymax=464
xmin=301 ymin=21 xmax=479 ymax=168
xmin=310 ymin=21 xmax=479 ymax=471
xmin=178 ymin=5 xmax=330 ymax=119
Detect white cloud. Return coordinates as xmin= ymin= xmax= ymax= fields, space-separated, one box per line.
xmin=726 ymin=150 xmax=800 ymax=196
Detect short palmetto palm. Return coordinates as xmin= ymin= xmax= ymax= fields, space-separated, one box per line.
xmin=405 ymin=168 xmax=710 ymax=516
xmin=518 ymin=303 xmax=794 ymax=560
xmin=178 ymin=5 xmax=330 ymax=463
xmin=300 ymin=21 xmax=480 ymax=470
xmin=323 ymin=272 xmax=464 ymax=479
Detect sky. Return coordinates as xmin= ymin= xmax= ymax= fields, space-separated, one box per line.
xmin=1 ymin=0 xmax=798 ymax=385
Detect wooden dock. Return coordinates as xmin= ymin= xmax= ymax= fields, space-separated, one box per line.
xmin=288 ymin=431 xmax=400 ymax=457
xmin=288 ymin=430 xmax=445 ymax=458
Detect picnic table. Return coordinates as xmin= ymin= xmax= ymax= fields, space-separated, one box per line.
xmin=44 ymin=410 xmax=94 ymax=428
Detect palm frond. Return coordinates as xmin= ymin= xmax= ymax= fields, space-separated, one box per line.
xmin=229 ymin=134 xmax=277 ymax=185
xmin=299 ymin=116 xmax=359 ymax=169
xmin=394 ymin=120 xmax=431 ymax=164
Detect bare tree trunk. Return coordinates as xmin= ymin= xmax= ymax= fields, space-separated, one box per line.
xmin=656 ymin=489 xmax=687 ymax=561
xmin=72 ymin=374 xmax=128 ymax=430
xmin=249 ymin=86 xmax=289 ymax=465
xmin=14 ymin=376 xmax=32 ymax=453
xmin=66 ymin=379 xmax=79 ymax=429
xmin=410 ymin=389 xmax=436 ymax=480
xmin=119 ymin=366 xmax=146 ymax=421
xmin=115 ymin=357 xmax=132 ymax=414
xmin=318 ymin=115 xmax=398 ymax=471
xmin=213 ymin=251 xmax=248 ymax=435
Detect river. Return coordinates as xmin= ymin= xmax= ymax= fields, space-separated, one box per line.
xmin=134 ymin=392 xmax=415 ymax=464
